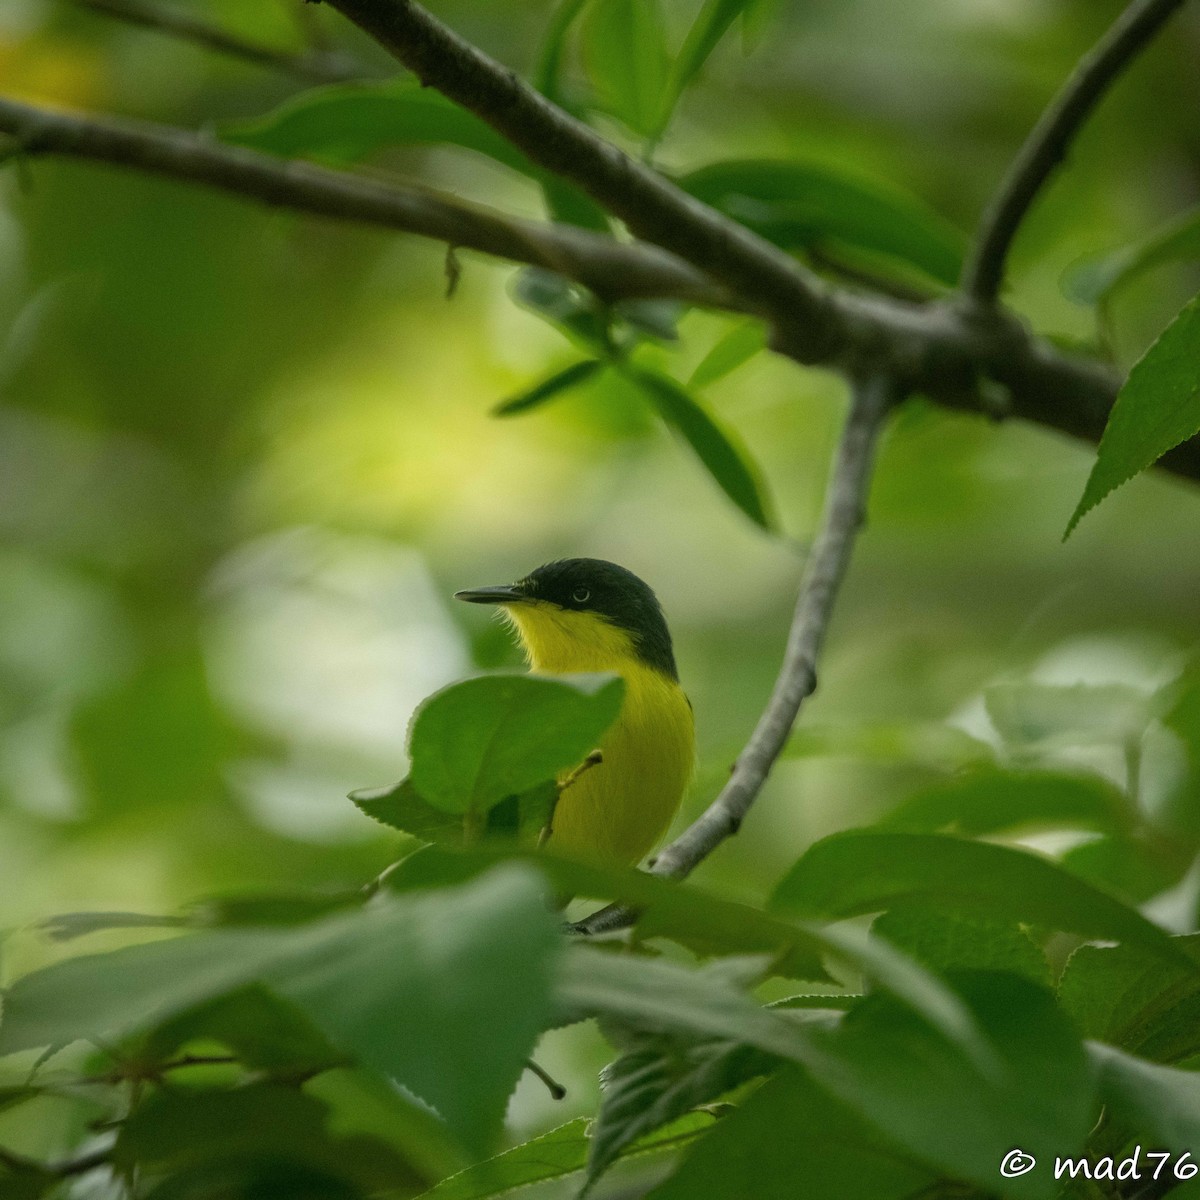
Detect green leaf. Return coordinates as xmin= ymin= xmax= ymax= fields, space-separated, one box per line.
xmin=984 ymin=681 xmax=1152 ymax=748
xmin=1063 ymin=206 xmax=1200 ymax=306
xmin=583 ymin=0 xmax=670 ymax=137
xmin=1066 ymin=290 xmax=1200 ymax=537
xmin=873 ymin=906 xmax=1050 ymax=986
xmin=880 ymin=768 xmax=1125 ymax=836
xmin=801 ymin=973 xmax=1093 ymax=1199
xmin=557 ymin=945 xmax=825 ymax=1064
xmin=0 ymin=868 xmax=562 ymax=1154
xmin=0 ymin=1086 xmax=42 ymax=1115
xmin=113 ymin=1082 xmax=422 ymax=1195
xmin=771 ymin=831 xmax=1190 ymax=966
xmin=1059 ymin=834 xmax=1186 ymax=904
xmin=510 ymin=269 xmax=610 ymax=352
xmin=1090 ymin=1043 xmax=1200 ymax=1152
xmin=225 ymin=82 xmax=533 ymax=170
xmin=1058 ymin=937 xmax=1200 ymax=1061
xmin=656 ymin=0 xmax=754 ymax=139
xmin=140 ymin=984 xmax=345 ymax=1076
xmin=533 ymin=0 xmax=613 ymax=231
xmin=0 ymin=1158 xmax=55 ymax=1200
xmin=40 ymin=910 xmax=189 ymax=941
xmin=679 ymin=159 xmax=965 ymax=284
xmin=629 ymin=368 xmax=773 ymax=529
xmin=226 ymin=81 xmax=610 ymax=233
xmin=492 ymin=360 xmax=604 ymax=418
xmin=648 ymin=1066 xmax=934 ymax=1200
xmin=420 ymin=1117 xmax=591 ymax=1200
xmin=587 ymin=1031 xmax=773 ymax=1190
xmin=686 ymin=320 xmax=767 ymax=391
xmin=615 ymin=298 xmax=683 ymax=343
xmin=419 ymin=1112 xmax=711 ymax=1200
xmin=350 ymin=778 xmax=465 ymax=844
xmin=784 ymin=721 xmax=994 ymax=771
xmin=407 ymin=672 xmax=623 ymax=817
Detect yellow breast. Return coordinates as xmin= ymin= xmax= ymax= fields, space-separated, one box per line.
xmin=505 ymin=603 xmax=695 ymax=865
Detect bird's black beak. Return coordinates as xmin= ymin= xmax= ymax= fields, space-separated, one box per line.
xmin=453 ymin=584 xmax=527 ymax=605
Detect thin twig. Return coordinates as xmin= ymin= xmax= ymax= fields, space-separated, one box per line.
xmin=962 ymin=0 xmax=1190 ymax=302
xmin=71 ymin=0 xmax=363 ymax=84
xmin=573 ymin=372 xmax=897 ymax=935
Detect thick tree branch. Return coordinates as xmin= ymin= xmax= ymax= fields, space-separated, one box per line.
xmin=72 ymin=0 xmax=363 ymax=84
xmin=574 ymin=372 xmax=896 ymax=936
xmin=0 ymin=97 xmax=727 ymax=306
xmin=322 ymin=0 xmax=843 ymax=363
xmin=962 ymin=0 xmax=1190 ymax=302
xmin=2 ymin=94 xmax=1199 ymax=483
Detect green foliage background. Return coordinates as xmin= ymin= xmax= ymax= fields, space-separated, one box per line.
xmin=1 ymin=1 xmax=1200 ymax=1197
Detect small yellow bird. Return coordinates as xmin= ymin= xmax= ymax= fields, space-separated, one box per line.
xmin=455 ymin=558 xmax=694 ymax=866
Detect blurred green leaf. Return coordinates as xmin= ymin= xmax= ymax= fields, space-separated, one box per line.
xmin=350 ymin=778 xmax=464 ymax=844
xmin=0 ymin=868 xmax=561 ymax=1154
xmin=0 ymin=1086 xmax=42 ymax=1115
xmin=655 ymin=0 xmax=755 ymax=139
xmin=1058 ymin=937 xmax=1200 ymax=1061
xmin=586 ymin=1031 xmax=772 ymax=1190
xmin=0 ymin=1158 xmax=55 ymax=1200
xmin=873 ymin=906 xmax=1050 ymax=986
xmin=1060 ymin=834 xmax=1186 ymax=904
xmin=679 ymin=159 xmax=965 ymax=284
xmin=686 ymin=320 xmax=767 ymax=391
xmin=191 ymin=891 xmax=363 ymax=928
xmin=419 ymin=1117 xmax=591 ymax=1200
xmin=984 ymin=681 xmax=1151 ymax=748
xmin=224 ymin=81 xmax=518 ymax=172
xmin=41 ymin=911 xmax=189 ymax=942
xmin=583 ymin=0 xmax=670 ymax=136
xmin=534 ymin=0 xmax=589 ymax=101
xmin=226 ymin=81 xmax=610 ymax=232
xmin=880 ymin=768 xmax=1125 ymax=835
xmin=533 ymin=0 xmax=613 ymax=230
xmin=1066 ymin=290 xmax=1200 ymax=537
xmin=419 ymin=1112 xmax=711 ymax=1200
xmin=807 ymin=973 xmax=1092 ymax=1199
xmin=1063 ymin=206 xmax=1200 ymax=306
xmin=141 ymin=984 xmax=345 ymax=1076
xmin=786 ymin=721 xmax=994 ymax=772
xmin=648 ymin=1066 xmax=933 ymax=1200
xmin=629 ymin=368 xmax=773 ymax=529
xmin=1090 ymin=1043 xmax=1200 ymax=1152
xmin=407 ymin=672 xmax=623 ymax=817
xmin=511 ymin=269 xmax=610 ymax=352
xmin=615 ymin=298 xmax=683 ymax=343
xmin=113 ymin=1082 xmax=421 ymax=1195
xmin=771 ymin=831 xmax=1190 ymax=966
xmin=492 ymin=360 xmax=604 ymax=418
xmin=305 ymin=1068 xmax=467 ymax=1187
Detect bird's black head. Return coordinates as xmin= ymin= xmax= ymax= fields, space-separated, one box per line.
xmin=455 ymin=557 xmax=678 ymax=679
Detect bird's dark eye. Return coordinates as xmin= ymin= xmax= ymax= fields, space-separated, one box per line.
xmin=572 ymin=587 xmax=590 ymax=604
